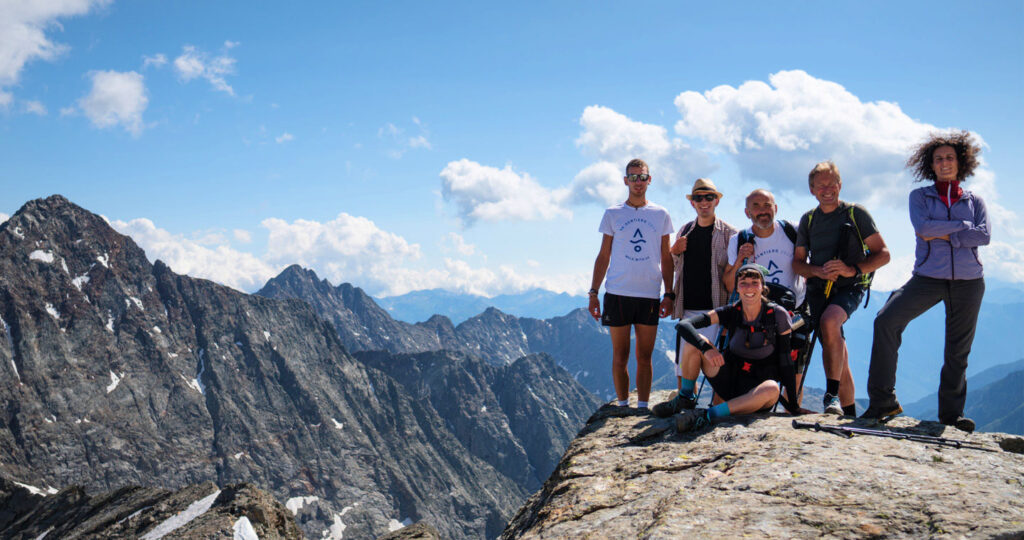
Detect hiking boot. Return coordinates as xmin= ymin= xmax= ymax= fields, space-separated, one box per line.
xmin=941 ymin=416 xmax=976 ymax=433
xmin=822 ymin=393 xmax=843 ymax=415
xmin=859 ymin=401 xmax=903 ymax=420
xmin=675 ymin=409 xmax=711 ymax=433
xmin=652 ymin=393 xmax=697 ymax=418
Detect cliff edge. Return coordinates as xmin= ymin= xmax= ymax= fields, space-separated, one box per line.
xmin=503 ymin=391 xmax=1024 ymax=539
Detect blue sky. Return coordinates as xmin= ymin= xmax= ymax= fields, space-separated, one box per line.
xmin=2 ymin=1 xmax=1023 ymax=297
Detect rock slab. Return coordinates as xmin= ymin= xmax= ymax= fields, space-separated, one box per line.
xmin=504 ymin=391 xmax=1024 ymax=539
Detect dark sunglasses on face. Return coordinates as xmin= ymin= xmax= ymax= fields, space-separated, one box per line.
xmin=625 ymin=174 xmax=650 ymax=183
xmin=691 ymin=193 xmax=717 ymax=202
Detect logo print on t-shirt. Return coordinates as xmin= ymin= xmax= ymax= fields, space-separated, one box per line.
xmin=629 ymin=228 xmax=646 ymax=253
xmin=766 ymin=259 xmax=782 ymax=283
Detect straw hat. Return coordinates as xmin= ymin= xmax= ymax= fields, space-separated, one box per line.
xmin=686 ymin=178 xmax=723 ymax=200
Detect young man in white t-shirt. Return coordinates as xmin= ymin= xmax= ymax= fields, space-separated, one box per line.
xmin=588 ymin=158 xmax=675 ymax=410
xmin=723 ymin=189 xmax=808 ymax=406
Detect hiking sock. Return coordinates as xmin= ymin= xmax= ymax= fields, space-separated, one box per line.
xmin=708 ymin=402 xmax=730 ymax=420
xmin=637 ymin=401 xmax=648 ymax=409
xmin=826 ymin=379 xmax=840 ymax=396
xmin=680 ymin=377 xmax=696 ymax=397
xmin=842 ymin=404 xmax=856 ymax=416
xmin=617 ymin=400 xmax=629 ymax=407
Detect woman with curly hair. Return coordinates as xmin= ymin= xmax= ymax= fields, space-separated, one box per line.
xmin=862 ymin=131 xmax=989 ymax=431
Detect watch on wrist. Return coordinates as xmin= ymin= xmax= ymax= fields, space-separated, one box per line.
xmin=663 ymin=292 xmax=677 ymax=301
xmin=588 ymin=288 xmax=599 ymax=297
xmin=853 ymin=263 xmax=863 ymax=276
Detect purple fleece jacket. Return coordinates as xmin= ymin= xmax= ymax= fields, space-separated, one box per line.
xmin=910 ymin=184 xmax=990 ymax=280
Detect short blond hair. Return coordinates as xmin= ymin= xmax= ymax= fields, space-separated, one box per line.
xmin=625 ymin=158 xmax=648 ymax=174
xmin=808 ymin=161 xmax=841 ymax=188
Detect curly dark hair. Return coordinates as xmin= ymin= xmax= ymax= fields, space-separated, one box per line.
xmin=906 ymin=130 xmax=982 ymax=182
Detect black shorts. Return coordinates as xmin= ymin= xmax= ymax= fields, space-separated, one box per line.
xmin=601 ymin=292 xmax=659 ymax=327
xmin=806 ymin=283 xmax=865 ymax=330
xmin=707 ymin=353 xmax=778 ymax=402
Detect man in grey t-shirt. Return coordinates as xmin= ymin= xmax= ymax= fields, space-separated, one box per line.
xmin=793 ymin=161 xmax=890 ymax=416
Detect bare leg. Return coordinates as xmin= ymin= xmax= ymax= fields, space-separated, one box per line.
xmin=609 ymin=326 xmax=632 ymax=402
xmin=819 ymin=304 xmax=849 ymax=382
xmin=634 ymin=324 xmax=658 ymax=403
xmin=839 ymin=342 xmax=855 ymax=407
xmin=681 ymin=343 xmax=703 ymax=380
xmin=725 ymin=380 xmax=782 ymax=415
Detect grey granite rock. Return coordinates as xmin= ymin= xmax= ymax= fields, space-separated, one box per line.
xmin=357 ymin=350 xmax=603 ymax=492
xmin=375 ymin=521 xmax=441 ymax=540
xmin=504 ymin=390 xmax=1024 ymax=539
xmin=0 ymin=475 xmax=302 ymax=539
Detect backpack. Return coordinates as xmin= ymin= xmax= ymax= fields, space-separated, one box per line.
xmin=721 ymin=299 xmax=783 ymax=350
xmin=806 ymin=205 xmax=873 ymax=305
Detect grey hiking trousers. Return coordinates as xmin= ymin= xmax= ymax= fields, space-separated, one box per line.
xmin=867 ymin=275 xmax=984 ymax=421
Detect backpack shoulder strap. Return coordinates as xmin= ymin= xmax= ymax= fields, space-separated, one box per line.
xmin=762 ymin=301 xmax=779 ymax=346
xmin=779 ymin=220 xmax=797 ymax=245
xmin=680 ymin=220 xmax=696 ymax=238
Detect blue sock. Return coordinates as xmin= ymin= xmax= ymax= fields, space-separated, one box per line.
xmin=680 ymin=377 xmax=696 ymax=397
xmin=708 ymin=402 xmax=730 ymax=420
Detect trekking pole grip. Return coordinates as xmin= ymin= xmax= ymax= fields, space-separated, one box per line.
xmin=792 ymin=420 xmax=820 ymax=431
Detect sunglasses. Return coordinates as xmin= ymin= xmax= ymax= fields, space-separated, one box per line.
xmin=690 ymin=193 xmax=717 ymax=202
xmin=625 ymin=174 xmax=651 ymax=183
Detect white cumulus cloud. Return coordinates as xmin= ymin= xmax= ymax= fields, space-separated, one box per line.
xmin=571 ymin=105 xmax=715 ymax=205
xmin=142 ymin=53 xmax=166 ymax=68
xmin=440 ymin=159 xmax=571 ymax=225
xmin=275 ymin=132 xmax=293 ymax=143
xmin=444 ymin=232 xmax=476 ymax=256
xmin=173 ymin=44 xmax=236 ymax=95
xmin=0 ymin=213 xmax=9 ymax=224
xmin=22 ymin=99 xmax=46 ymax=115
xmin=262 ymin=213 xmax=425 ymax=293
xmin=0 ymin=0 xmax=109 ymax=96
xmin=673 ymin=69 xmax=939 ymax=206
xmin=110 ymin=218 xmax=278 ymax=292
xmin=78 ymin=70 xmax=148 ymax=136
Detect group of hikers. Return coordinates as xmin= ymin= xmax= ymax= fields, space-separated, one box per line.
xmin=587 ymin=130 xmax=989 ymax=434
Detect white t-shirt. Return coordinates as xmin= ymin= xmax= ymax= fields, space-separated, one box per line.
xmin=599 ymin=202 xmax=674 ymax=299
xmin=727 ymin=223 xmax=806 ymax=306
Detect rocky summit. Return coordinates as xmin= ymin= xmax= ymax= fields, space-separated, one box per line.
xmin=0 ymin=195 xmax=598 ymax=539
xmin=504 ymin=390 xmax=1024 ymax=539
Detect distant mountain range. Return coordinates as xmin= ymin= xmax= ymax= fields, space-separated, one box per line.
xmin=0 ymin=196 xmax=598 ymax=539
xmin=374 ymin=288 xmax=585 ymax=325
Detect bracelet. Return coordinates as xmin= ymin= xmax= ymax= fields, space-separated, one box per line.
xmin=852 ymin=263 xmax=863 ymax=276
xmin=588 ymin=288 xmax=599 ymax=297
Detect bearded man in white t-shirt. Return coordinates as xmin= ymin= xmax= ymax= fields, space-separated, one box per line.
xmin=724 ymin=189 xmax=808 ymax=406
xmin=588 ymin=158 xmax=675 ymax=410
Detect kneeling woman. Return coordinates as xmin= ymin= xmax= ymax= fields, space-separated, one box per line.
xmin=673 ymin=264 xmax=800 ymax=431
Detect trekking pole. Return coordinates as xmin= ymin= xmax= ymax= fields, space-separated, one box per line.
xmin=794 ymin=281 xmax=831 ymax=403
xmin=792 ymin=421 xmax=996 ymax=452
